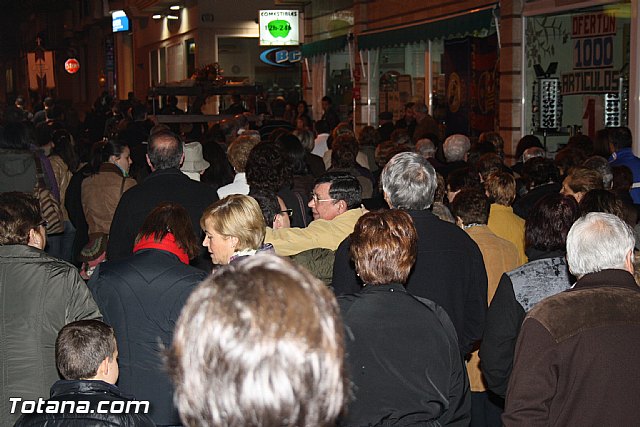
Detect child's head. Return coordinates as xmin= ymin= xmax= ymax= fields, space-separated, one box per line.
xmin=55 ymin=320 xmax=118 ymax=384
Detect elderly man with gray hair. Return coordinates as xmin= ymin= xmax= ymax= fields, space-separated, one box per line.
xmin=503 ymin=212 xmax=640 ymax=426
xmin=439 ymin=134 xmax=471 ymax=178
xmin=332 ymin=152 xmax=488 ymax=357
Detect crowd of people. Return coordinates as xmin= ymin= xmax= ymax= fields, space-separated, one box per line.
xmin=2 ymin=93 xmax=640 ymax=427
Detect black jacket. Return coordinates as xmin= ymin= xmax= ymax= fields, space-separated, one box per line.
xmin=512 ymin=182 xmax=562 ymax=220
xmin=14 ymin=380 xmax=155 ymax=427
xmin=106 ymin=167 xmax=218 ymax=270
xmin=338 ymin=284 xmax=470 ymax=426
xmin=479 ymin=249 xmax=572 ymax=398
xmin=89 ymin=249 xmax=207 ymax=425
xmin=332 ymin=209 xmax=488 ymax=356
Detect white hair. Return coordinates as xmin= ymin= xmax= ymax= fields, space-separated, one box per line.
xmin=443 ymin=134 xmax=471 ymax=162
xmin=381 ymin=152 xmax=437 ymax=210
xmin=566 ymin=212 xmax=635 ymax=277
xmin=415 ymin=139 xmax=436 ymax=158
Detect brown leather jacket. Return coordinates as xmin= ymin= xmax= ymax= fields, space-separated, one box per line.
xmin=81 ymin=163 xmax=136 ymax=235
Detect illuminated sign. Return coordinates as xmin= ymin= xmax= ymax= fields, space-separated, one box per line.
xmin=112 ymin=10 xmax=130 ymax=33
xmin=259 ymin=10 xmax=299 ymax=46
xmin=259 ymin=48 xmax=302 ymax=67
xmin=64 ymin=58 xmax=80 ymax=74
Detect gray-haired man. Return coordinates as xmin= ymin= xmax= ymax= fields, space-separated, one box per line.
xmin=504 ymin=212 xmax=640 ymax=426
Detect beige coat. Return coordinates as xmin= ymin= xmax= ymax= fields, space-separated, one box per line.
xmin=465 ymin=225 xmax=520 ymax=392
xmin=49 ymin=155 xmax=72 ymax=221
xmin=82 ymin=163 xmax=136 ymax=235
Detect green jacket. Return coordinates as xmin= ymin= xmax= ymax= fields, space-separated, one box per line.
xmin=0 ymin=245 xmax=102 ymax=427
xmin=290 ymin=248 xmax=335 ymax=286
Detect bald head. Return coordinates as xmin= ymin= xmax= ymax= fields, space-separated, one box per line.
xmin=147 ymin=130 xmax=184 ymax=170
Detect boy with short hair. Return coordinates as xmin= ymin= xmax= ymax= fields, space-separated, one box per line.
xmin=14 ymin=320 xmax=155 ymax=426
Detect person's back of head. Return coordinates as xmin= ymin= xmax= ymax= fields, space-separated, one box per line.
xmin=515 ymin=135 xmax=543 ymax=161
xmin=475 ymin=152 xmax=503 ymax=181
xmin=447 ymin=166 xmax=482 ymax=194
xmin=0 ymin=120 xmax=32 ymax=150
xmin=279 ymin=133 xmax=309 ymax=175
xmin=415 ymin=138 xmax=436 ymax=158
xmin=168 ymin=254 xmax=347 ymax=427
xmin=246 ymin=141 xmax=292 ymax=193
xmin=525 ymin=193 xmax=579 ymax=253
xmin=350 ymin=210 xmax=417 ymax=285
xmin=0 ymin=192 xmax=42 ymax=246
xmin=478 ymin=131 xmax=505 ymax=157
xmin=315 ymin=171 xmax=362 ymax=209
xmin=413 ymin=102 xmax=428 ymax=116
xmin=56 ymin=320 xmax=118 ymax=383
xmin=293 ymin=129 xmax=316 ymax=153
xmin=523 ymin=157 xmax=559 ymax=188
xmin=566 ymin=212 xmax=635 ymax=277
xmin=578 ymin=189 xmax=626 ymax=220
xmin=359 ymin=126 xmax=380 ymax=147
xmin=485 ymin=172 xmax=517 ymax=206
xmin=583 ymin=156 xmax=614 ymax=189
xmin=227 ymin=134 xmax=260 ymax=174
xmin=563 ymin=166 xmax=604 ymax=197
xmin=331 ymin=134 xmax=359 ymax=169
xmin=270 ymin=98 xmax=287 ymax=118
xmin=315 ymin=120 xmax=330 ymax=135
xmin=450 ymin=188 xmax=490 ymax=226
xmin=609 ymin=126 xmax=633 ymax=151
xmin=381 ymin=152 xmax=436 ymax=210
xmin=147 ymin=130 xmax=183 ymax=170
xmin=522 ymin=147 xmax=546 ymax=163
xmin=554 ymin=147 xmax=587 ymax=176
xmin=443 ymin=134 xmax=471 ymax=163
xmin=135 ymin=202 xmax=200 ymax=261
xmin=250 ymin=189 xmax=281 ymax=228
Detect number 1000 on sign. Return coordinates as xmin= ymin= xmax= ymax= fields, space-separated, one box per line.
xmin=574 ymin=36 xmax=614 ymax=69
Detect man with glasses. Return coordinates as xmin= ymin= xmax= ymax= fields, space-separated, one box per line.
xmin=264 ymin=171 xmax=365 ymax=257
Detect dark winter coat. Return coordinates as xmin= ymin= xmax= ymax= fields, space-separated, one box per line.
xmin=332 ymin=209 xmax=488 ymax=356
xmin=89 ymin=249 xmax=207 ymax=425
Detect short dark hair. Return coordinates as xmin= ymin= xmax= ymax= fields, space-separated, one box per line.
xmin=89 ymin=139 xmax=128 ymax=173
xmin=270 ymin=98 xmax=287 ymax=117
xmin=609 ymin=126 xmax=633 ymax=150
xmin=350 ymin=210 xmax=417 ymax=285
xmin=246 ymin=141 xmax=293 ymax=192
xmin=56 ymin=320 xmax=117 ymax=380
xmin=523 ymin=157 xmax=559 ymax=187
xmin=148 ymin=130 xmax=184 ymax=170
xmin=565 ymin=166 xmax=604 ymax=194
xmin=447 ymin=166 xmax=482 ymax=193
xmin=135 ymin=202 xmax=200 ymax=259
xmin=315 ymin=171 xmax=362 ymax=209
xmin=475 ymin=153 xmax=503 ymax=181
xmin=0 ymin=192 xmax=42 ymax=245
xmin=315 ymin=120 xmax=330 ymax=134
xmin=450 ymin=188 xmax=490 ymax=225
xmin=526 ymin=193 xmax=579 ymax=252
xmin=579 ymin=189 xmax=625 ymax=220
xmin=250 ymin=190 xmax=280 ymax=227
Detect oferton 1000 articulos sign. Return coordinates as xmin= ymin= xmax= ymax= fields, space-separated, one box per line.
xmin=259 ymin=10 xmax=300 ymax=46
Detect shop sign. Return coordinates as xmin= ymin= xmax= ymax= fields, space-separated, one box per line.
xmin=562 ymin=12 xmax=618 ymax=94
xmin=259 ymin=10 xmax=300 ymax=46
xmin=64 ymin=58 xmax=80 ymax=74
xmin=259 ymin=48 xmax=301 ymax=67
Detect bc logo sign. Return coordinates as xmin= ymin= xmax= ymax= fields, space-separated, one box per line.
xmin=260 ymin=48 xmax=302 ymax=68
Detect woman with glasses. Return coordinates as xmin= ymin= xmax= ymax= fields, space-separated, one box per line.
xmin=201 ymin=194 xmax=274 ymax=266
xmin=0 ymin=192 xmax=101 ymax=426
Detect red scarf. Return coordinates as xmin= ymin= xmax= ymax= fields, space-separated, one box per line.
xmin=132 ymin=233 xmax=190 ymax=265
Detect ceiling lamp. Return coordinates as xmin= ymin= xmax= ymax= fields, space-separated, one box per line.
xmin=170 ymin=5 xmax=181 ymax=10
xmin=152 ymin=14 xmax=163 ymax=19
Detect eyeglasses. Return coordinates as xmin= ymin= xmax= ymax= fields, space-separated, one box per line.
xmin=279 ymin=209 xmax=293 ymax=218
xmin=310 ymin=192 xmax=336 ymax=203
xmin=38 ymin=220 xmax=48 ymax=228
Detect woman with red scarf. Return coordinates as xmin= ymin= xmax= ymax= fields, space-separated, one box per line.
xmin=88 ymin=202 xmax=207 ymax=426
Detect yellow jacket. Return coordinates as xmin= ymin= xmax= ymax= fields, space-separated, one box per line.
xmin=487 ymin=203 xmax=527 ymax=265
xmin=265 ymin=208 xmax=366 ymax=256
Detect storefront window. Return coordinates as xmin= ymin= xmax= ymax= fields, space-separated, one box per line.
xmin=524 ymin=3 xmax=631 ymax=152
xmin=327 ymin=50 xmax=353 ymax=119
xmin=218 ymin=36 xmax=302 ymax=110
xmin=378 ymin=41 xmax=427 ymax=120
